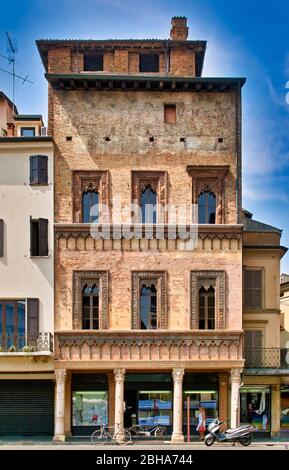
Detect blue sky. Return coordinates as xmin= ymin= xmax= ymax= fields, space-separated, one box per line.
xmin=1 ymin=0 xmax=289 ymax=271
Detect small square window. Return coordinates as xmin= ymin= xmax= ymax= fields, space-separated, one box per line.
xmin=84 ymin=53 xmax=103 ymax=71
xmin=164 ymin=104 xmax=176 ymax=124
xmin=21 ymin=127 xmax=35 ymax=137
xmin=139 ymin=54 xmax=159 ymax=72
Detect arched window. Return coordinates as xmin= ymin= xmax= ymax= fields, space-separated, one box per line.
xmin=199 ymin=286 xmax=215 ymax=329
xmin=141 ymin=185 xmax=157 ymax=224
xmin=140 ymin=283 xmax=157 ymax=329
xmin=82 ymin=190 xmax=99 ymax=223
xmin=82 ymin=283 xmax=99 ymax=329
xmin=198 ymin=191 xmax=216 ymax=224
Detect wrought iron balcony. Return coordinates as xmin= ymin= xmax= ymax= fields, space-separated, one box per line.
xmin=0 ymin=333 xmax=53 ymax=353
xmin=55 ymin=330 xmax=243 ymax=364
xmin=244 ymin=348 xmax=289 ymax=369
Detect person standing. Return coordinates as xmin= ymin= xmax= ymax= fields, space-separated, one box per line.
xmin=197 ymin=406 xmax=206 ymax=441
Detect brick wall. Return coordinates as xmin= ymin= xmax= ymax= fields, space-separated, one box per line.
xmin=48 ymin=47 xmax=71 ymax=73
xmin=170 ymin=48 xmax=195 ymax=76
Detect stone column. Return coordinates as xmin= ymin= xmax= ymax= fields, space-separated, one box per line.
xmin=171 ymin=368 xmax=185 ymax=443
xmin=230 ymin=368 xmax=242 ymax=428
xmin=53 ymin=369 xmax=67 ymax=442
xmin=219 ymin=373 xmax=229 ymax=431
xmin=114 ymin=368 xmax=125 ymax=440
xmin=271 ymin=384 xmax=281 ymax=438
xmin=107 ymin=372 xmax=115 ymax=428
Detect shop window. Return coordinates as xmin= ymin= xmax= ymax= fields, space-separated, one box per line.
xmin=84 ymin=52 xmax=103 ymax=71
xmin=139 ymin=54 xmax=159 ymax=72
xmin=184 ymin=390 xmax=218 ymax=433
xmin=140 ymin=185 xmax=157 ymax=224
xmin=72 ymin=391 xmax=108 ymax=429
xmin=132 ymin=271 xmax=167 ymax=329
xmin=138 ymin=391 xmax=172 ymax=426
xmin=72 ymin=271 xmax=109 ymax=330
xmin=240 ymin=386 xmax=271 ymax=433
xmin=164 ymin=104 xmax=176 ymax=124
xmin=82 ymin=282 xmax=99 ymax=330
xmin=244 ymin=269 xmax=263 ymax=309
xmin=198 ymin=285 xmax=215 ymax=329
xmin=281 ymin=386 xmax=289 ymax=432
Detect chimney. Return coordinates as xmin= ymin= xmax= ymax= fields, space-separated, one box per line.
xmin=6 ymin=122 xmax=15 ymax=137
xmin=170 ymin=16 xmax=188 ymax=41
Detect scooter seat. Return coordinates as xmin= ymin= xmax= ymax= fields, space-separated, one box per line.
xmin=226 ymin=425 xmax=251 ymax=434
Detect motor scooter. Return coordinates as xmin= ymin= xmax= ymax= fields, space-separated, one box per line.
xmin=204 ymin=418 xmax=254 ymax=446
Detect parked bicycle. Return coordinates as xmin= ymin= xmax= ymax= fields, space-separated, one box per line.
xmin=129 ymin=424 xmax=167 ymax=439
xmin=91 ymin=424 xmax=132 ymax=445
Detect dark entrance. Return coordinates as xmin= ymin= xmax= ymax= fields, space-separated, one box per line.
xmin=0 ymin=380 xmax=54 ymax=436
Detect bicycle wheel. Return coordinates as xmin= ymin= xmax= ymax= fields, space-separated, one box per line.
xmin=115 ymin=429 xmax=132 ymax=445
xmin=91 ymin=429 xmax=108 ymax=445
xmin=154 ymin=427 xmax=167 ymax=438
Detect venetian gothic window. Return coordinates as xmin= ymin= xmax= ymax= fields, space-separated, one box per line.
xmin=198 ymin=285 xmax=215 ymax=329
xmin=198 ymin=190 xmax=216 ymax=224
xmin=82 ymin=189 xmax=99 ymax=223
xmin=82 ymin=282 xmax=99 ymax=330
xmin=140 ymin=185 xmax=157 ymax=224
xmin=140 ymin=283 xmax=157 ymax=329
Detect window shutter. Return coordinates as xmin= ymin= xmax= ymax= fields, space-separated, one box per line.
xmin=38 ymin=156 xmax=48 ymax=184
xmin=29 ymin=155 xmax=39 ymax=184
xmin=0 ymin=219 xmax=3 ymax=257
xmin=38 ymin=218 xmax=48 ymax=256
xmin=244 ymin=270 xmax=253 ymax=308
xmin=27 ymin=298 xmax=39 ymax=342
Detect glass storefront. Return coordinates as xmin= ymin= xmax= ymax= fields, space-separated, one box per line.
xmin=183 ymin=374 xmax=219 ymax=435
xmin=281 ymin=386 xmax=289 ymax=432
xmin=184 ymin=390 xmax=218 ymax=430
xmin=72 ymin=374 xmax=108 ymax=435
xmin=240 ymin=386 xmax=271 ymax=433
xmin=72 ymin=391 xmax=108 ymax=427
xmin=138 ymin=391 xmax=172 ymax=426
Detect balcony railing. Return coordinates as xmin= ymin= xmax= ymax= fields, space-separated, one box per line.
xmin=55 ymin=330 xmax=243 ymax=363
xmin=0 ymin=333 xmax=53 ymax=353
xmin=244 ymin=348 xmax=289 ymax=369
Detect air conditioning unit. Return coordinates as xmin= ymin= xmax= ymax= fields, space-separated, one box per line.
xmin=41 ymin=126 xmax=48 ymax=136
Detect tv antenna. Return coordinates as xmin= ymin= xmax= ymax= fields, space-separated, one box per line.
xmin=0 ymin=33 xmax=33 ymax=114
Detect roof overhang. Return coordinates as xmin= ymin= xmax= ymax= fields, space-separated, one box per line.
xmin=45 ymin=73 xmax=246 ymax=92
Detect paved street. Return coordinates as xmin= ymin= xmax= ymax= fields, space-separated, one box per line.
xmin=0 ymin=441 xmax=288 ymax=450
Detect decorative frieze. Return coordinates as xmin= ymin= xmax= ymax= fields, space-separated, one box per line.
xmin=55 ymin=330 xmax=243 ymax=363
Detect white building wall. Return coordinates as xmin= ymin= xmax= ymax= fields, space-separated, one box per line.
xmin=0 ymin=141 xmax=54 ymax=332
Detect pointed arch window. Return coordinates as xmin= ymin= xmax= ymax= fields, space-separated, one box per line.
xmin=198 ymin=285 xmax=215 ymax=329
xmin=141 ymin=185 xmax=157 ymax=224
xmin=82 ymin=282 xmax=99 ymax=330
xmin=82 ymin=189 xmax=99 ymax=223
xmin=198 ymin=190 xmax=216 ymax=224
xmin=140 ymin=283 xmax=157 ymax=329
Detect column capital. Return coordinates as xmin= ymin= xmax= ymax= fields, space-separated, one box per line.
xmin=230 ymin=368 xmax=243 ymax=382
xmin=55 ymin=369 xmax=67 ymax=382
xmin=114 ymin=368 xmax=125 ymax=382
xmin=172 ymin=368 xmax=185 ymax=383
